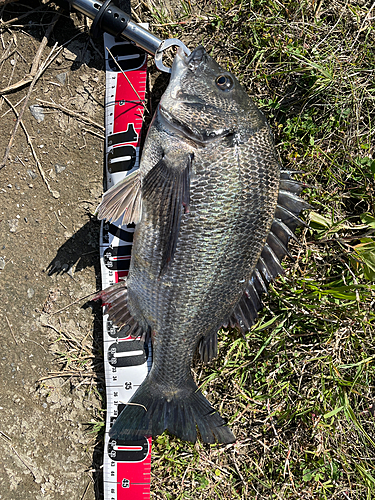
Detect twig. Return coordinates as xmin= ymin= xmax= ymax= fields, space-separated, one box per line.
xmin=0 ymin=0 xmax=20 ymax=5
xmin=0 ymin=13 xmax=61 ymax=170
xmin=0 ymin=4 xmax=46 ymax=28
xmin=41 ymin=322 xmax=90 ymax=352
xmin=0 ymin=13 xmax=60 ymax=94
xmin=266 ymin=398 xmax=279 ymax=438
xmin=54 ymin=211 xmax=67 ymax=229
xmin=1 ymin=94 xmax=25 ymax=117
xmin=0 ymin=36 xmax=16 ymax=65
xmin=81 ymin=127 xmax=105 ymax=140
xmin=122 ymin=401 xmax=148 ymax=412
xmin=231 ymin=449 xmax=248 ymax=493
xmin=36 ymin=99 xmax=105 ymax=131
xmin=38 ymin=371 xmax=102 ymax=382
xmin=0 ymin=430 xmax=11 ymax=442
xmin=50 ymin=291 xmax=100 ymax=315
xmin=5 ymin=314 xmax=18 ymax=344
xmin=1 ymin=95 xmax=59 ymax=198
xmin=80 ymin=481 xmax=91 ymax=500
xmin=351 ymin=1 xmax=375 ymax=48
xmin=12 ymin=447 xmax=38 ymax=480
xmin=24 ymin=339 xmax=47 ymax=354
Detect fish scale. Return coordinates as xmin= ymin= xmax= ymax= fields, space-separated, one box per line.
xmin=95 ymin=45 xmax=310 ymax=444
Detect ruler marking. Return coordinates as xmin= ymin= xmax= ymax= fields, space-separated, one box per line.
xmin=102 ymin=31 xmax=151 ymax=500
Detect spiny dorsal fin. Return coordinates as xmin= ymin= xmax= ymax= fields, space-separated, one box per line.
xmin=229 ymin=174 xmax=310 ymax=333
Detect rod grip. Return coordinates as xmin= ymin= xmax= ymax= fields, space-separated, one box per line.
xmin=91 ymin=0 xmax=131 ymax=38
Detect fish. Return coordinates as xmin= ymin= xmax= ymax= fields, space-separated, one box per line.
xmin=95 ymin=45 xmax=310 ymax=444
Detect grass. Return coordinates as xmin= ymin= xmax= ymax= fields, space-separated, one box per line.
xmin=130 ymin=0 xmax=375 ymax=498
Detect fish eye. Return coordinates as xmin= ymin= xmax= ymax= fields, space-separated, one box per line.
xmin=215 ymin=74 xmax=234 ymax=91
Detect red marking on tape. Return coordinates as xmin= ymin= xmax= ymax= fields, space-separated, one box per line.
xmin=113 ymin=63 xmax=147 ymax=143
xmin=116 ymin=438 xmax=152 ymax=498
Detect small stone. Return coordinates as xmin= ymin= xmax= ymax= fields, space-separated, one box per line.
xmin=56 ymin=72 xmax=67 ymax=85
xmin=8 ymin=219 xmax=18 ymax=232
xmin=0 ymin=257 xmax=5 ymax=270
xmin=29 ymin=184 xmax=33 ymax=188
xmin=51 ymin=190 xmax=60 ymax=199
xmin=29 ymin=104 xmax=45 ymax=123
xmin=27 ymin=169 xmax=37 ymax=179
xmin=7 ymin=184 xmax=12 ymax=188
xmin=27 ymin=287 xmax=35 ymax=299
xmin=10 ymin=59 xmax=15 ymax=66
xmin=63 ymin=46 xmax=77 ymax=61
xmin=55 ymin=163 xmax=66 ymax=174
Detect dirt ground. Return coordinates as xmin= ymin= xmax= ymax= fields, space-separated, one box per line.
xmin=0 ymin=3 xmax=112 ymax=499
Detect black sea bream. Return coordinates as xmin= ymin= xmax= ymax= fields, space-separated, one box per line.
xmin=96 ymin=46 xmax=309 ymax=443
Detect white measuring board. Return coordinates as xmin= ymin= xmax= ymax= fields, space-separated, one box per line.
xmin=100 ymin=31 xmax=152 ymax=500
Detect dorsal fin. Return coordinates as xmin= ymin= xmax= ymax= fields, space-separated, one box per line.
xmin=198 ymin=330 xmax=218 ymax=364
xmin=229 ymin=173 xmax=310 ymax=333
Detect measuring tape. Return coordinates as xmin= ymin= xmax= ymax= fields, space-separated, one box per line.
xmin=100 ymin=31 xmax=152 ymax=500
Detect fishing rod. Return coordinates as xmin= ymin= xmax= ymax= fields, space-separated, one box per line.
xmin=68 ymin=0 xmax=190 ymax=72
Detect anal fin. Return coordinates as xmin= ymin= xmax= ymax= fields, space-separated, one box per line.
xmin=93 ymin=281 xmax=145 ymax=338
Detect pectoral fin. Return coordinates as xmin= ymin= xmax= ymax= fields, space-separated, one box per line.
xmin=142 ymin=154 xmax=192 ymax=273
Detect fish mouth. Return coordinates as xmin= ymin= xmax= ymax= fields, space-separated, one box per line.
xmin=170 ymin=45 xmax=206 ymax=78
xmin=185 ymin=45 xmax=206 ymax=70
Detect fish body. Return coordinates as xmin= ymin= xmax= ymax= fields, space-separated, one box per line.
xmin=97 ymin=46 xmax=309 ymax=443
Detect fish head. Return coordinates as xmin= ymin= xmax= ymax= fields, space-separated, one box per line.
xmin=159 ymin=45 xmax=264 ymax=144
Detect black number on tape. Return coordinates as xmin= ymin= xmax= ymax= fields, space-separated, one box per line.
xmin=102 ymin=223 xmax=134 ymax=247
xmin=107 ymin=123 xmax=137 ymax=147
xmin=108 ymin=145 xmax=137 ymax=173
xmin=108 ymin=340 xmax=146 ymax=367
xmin=107 ymin=45 xmax=146 ymax=72
xmin=104 ymin=246 xmax=132 ymax=271
xmin=122 ymin=478 xmax=130 ymax=488
xmin=107 ymin=321 xmax=132 ymax=339
xmin=107 ymin=436 xmax=149 ymax=462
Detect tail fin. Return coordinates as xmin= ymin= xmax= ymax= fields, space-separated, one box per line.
xmin=109 ymin=375 xmax=235 ymax=444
